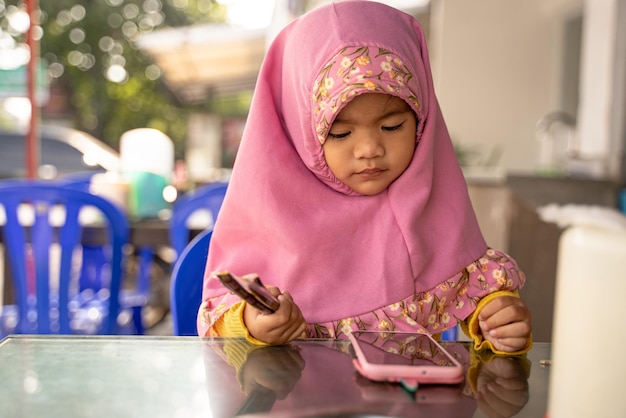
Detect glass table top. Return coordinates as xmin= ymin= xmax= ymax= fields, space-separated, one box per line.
xmin=0 ymin=335 xmax=551 ymax=418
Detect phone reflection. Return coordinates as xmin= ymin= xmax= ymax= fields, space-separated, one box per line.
xmin=354 ymin=372 xmax=464 ymax=403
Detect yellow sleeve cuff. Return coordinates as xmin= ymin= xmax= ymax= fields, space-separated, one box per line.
xmin=461 ymin=290 xmax=532 ymax=355
xmin=211 ymin=302 xmax=270 ymax=346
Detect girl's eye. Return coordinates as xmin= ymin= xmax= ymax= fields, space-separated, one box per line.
xmin=327 ymin=131 xmax=351 ymax=140
xmin=382 ymin=122 xmax=404 ymax=132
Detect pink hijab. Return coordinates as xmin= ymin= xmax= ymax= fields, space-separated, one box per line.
xmin=201 ymin=0 xmax=486 ymax=324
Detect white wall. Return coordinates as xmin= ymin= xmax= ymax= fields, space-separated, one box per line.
xmin=577 ymin=0 xmax=626 ymax=179
xmin=429 ymin=0 xmax=584 ymax=174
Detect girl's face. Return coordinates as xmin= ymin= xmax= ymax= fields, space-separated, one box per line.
xmin=322 ymin=93 xmax=417 ymax=195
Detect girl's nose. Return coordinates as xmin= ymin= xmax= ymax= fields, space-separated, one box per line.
xmin=353 ymin=132 xmax=384 ymax=159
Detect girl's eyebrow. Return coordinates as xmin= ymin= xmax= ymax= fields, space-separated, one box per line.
xmin=333 ymin=106 xmax=412 ymax=124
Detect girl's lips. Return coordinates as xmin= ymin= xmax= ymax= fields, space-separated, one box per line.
xmin=356 ymin=168 xmax=385 ymax=178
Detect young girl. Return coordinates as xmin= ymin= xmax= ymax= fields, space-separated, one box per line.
xmin=198 ymin=0 xmax=531 ymax=354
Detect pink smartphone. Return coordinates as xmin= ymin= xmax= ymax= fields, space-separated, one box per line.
xmin=347 ymin=330 xmax=464 ymax=387
xmin=213 ymin=271 xmax=280 ymax=314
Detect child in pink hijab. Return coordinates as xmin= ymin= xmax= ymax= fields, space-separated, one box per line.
xmin=198 ymin=0 xmax=531 ymax=354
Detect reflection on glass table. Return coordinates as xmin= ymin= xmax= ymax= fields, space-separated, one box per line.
xmin=0 ymin=335 xmax=549 ymax=418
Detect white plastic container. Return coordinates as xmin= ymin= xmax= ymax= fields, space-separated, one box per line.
xmin=89 ymin=172 xmax=129 ymax=211
xmin=120 ymin=128 xmax=174 ymax=218
xmin=548 ymin=224 xmax=626 ymax=417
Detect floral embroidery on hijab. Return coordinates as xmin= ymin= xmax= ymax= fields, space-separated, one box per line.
xmin=312 ymin=46 xmax=420 ymax=144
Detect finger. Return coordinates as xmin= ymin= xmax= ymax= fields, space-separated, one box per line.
xmin=278 ymin=291 xmax=295 ymax=302
xmin=479 ymin=296 xmax=524 ymax=321
xmin=486 ymin=304 xmax=527 ymax=328
xmin=275 ymin=355 xmax=304 ymax=377
xmin=493 ymin=377 xmax=529 ymax=393
xmin=478 ymin=296 xmax=511 ymax=320
xmin=483 ymin=357 xmax=526 ymax=378
xmin=253 ymin=376 xmax=293 ymax=399
xmin=262 ymin=312 xmax=305 ymax=344
xmin=261 ymin=293 xmax=296 ymax=321
xmin=284 ymin=347 xmax=306 ymax=369
xmin=486 ymin=381 xmax=529 ymax=408
xmin=278 ymin=292 xmax=307 ymax=329
xmin=272 ymin=311 xmax=306 ymax=342
xmin=265 ymin=285 xmax=282 ymax=297
xmin=481 ymin=305 xmax=530 ymax=333
xmin=488 ymin=337 xmax=529 ymax=353
xmin=487 ymin=320 xmax=531 ymax=340
xmin=289 ymin=321 xmax=308 ymax=341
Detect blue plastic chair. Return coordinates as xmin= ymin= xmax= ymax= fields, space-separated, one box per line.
xmin=170 ymin=228 xmax=213 ymax=336
xmin=0 ymin=181 xmax=128 ymax=335
xmin=52 ymin=172 xmax=148 ymax=333
xmin=441 ymin=326 xmax=458 ymax=341
xmin=119 ymin=182 xmax=226 ymax=334
xmin=169 ymin=182 xmax=228 ymax=258
xmin=57 ymin=172 xmax=150 ymax=334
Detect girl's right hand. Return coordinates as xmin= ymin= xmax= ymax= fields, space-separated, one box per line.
xmin=243 ymin=286 xmax=307 ymax=345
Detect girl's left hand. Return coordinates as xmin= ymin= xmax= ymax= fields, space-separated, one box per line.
xmin=478 ymin=296 xmax=532 ymax=352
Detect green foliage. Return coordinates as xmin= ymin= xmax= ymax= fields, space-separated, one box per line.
xmin=0 ymin=0 xmax=230 ymax=158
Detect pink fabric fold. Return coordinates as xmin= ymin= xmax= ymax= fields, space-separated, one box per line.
xmin=201 ymin=0 xmax=487 ymax=326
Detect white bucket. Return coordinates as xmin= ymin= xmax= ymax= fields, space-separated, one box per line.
xmin=120 ymin=128 xmax=174 ymax=218
xmin=548 ymin=224 xmax=626 ymax=417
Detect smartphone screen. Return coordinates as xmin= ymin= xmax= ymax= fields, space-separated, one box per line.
xmin=350 ymin=331 xmax=459 ymax=368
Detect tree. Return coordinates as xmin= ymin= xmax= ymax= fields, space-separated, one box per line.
xmin=1 ymin=0 xmax=229 ymax=157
